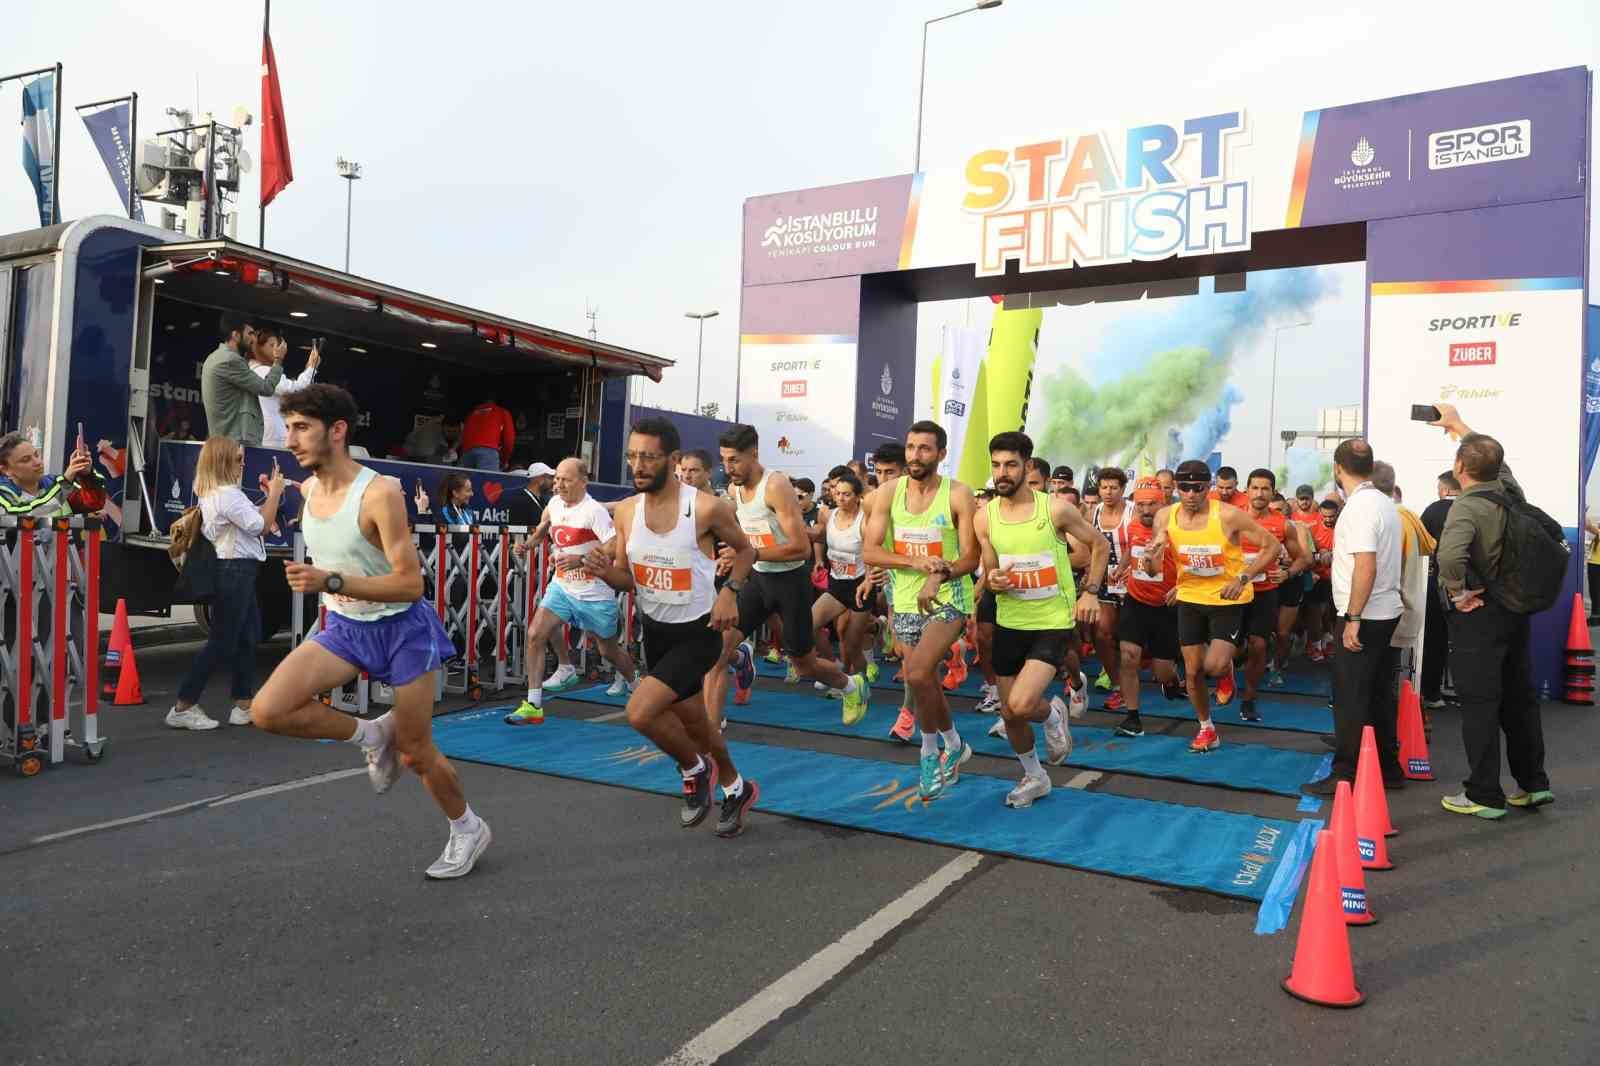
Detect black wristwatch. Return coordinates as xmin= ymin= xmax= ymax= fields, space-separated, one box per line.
xmin=724 ymin=577 xmax=745 ymax=596
xmin=1082 ymin=584 xmax=1102 ymax=596
xmin=1342 ymin=612 xmax=1361 ymax=623
xmin=325 ymin=571 xmax=345 ymax=594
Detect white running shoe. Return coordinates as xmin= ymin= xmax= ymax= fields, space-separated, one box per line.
xmin=605 ymin=674 xmax=629 ymax=697
xmin=1005 ymin=773 xmax=1052 ymax=808
xmin=987 ymin=715 xmax=1008 ymax=739
xmin=814 ymin=681 xmax=829 ymax=692
xmin=1067 ymin=677 xmax=1088 ymax=719
xmin=228 ymin=705 xmax=254 ymax=727
xmin=165 ymin=706 xmax=219 ymax=731
xmin=425 ymin=818 xmax=492 ymax=880
xmin=1044 ymin=700 xmax=1073 ymax=765
xmin=363 ymin=712 xmax=400 ymax=795
xmin=976 ymin=685 xmax=1001 ymax=715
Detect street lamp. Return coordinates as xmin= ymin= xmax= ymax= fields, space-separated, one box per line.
xmin=685 ymin=310 xmax=719 ymax=415
xmin=915 ymin=0 xmax=1003 ymax=173
xmin=1267 ymin=319 xmax=1313 ymax=468
xmin=336 ymin=157 xmax=362 ymax=272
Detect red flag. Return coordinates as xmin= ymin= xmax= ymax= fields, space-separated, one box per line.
xmin=260 ymin=30 xmax=293 ymax=208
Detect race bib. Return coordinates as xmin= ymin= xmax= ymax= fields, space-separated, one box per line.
xmin=1129 ymin=545 xmax=1163 ymax=583
xmin=1179 ymin=543 xmax=1224 ymax=578
xmin=894 ymin=526 xmax=944 ymax=559
xmin=631 ymin=549 xmax=693 ymax=605
xmin=999 ymin=551 xmax=1059 ymax=600
xmin=828 ymin=548 xmax=863 ymax=580
xmin=1243 ymin=550 xmax=1267 ymax=584
xmin=739 ymin=515 xmax=776 ymax=550
xmin=556 ymin=554 xmax=595 ymax=587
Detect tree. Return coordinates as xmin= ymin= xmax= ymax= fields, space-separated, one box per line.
xmin=699 ymin=401 xmax=720 ymax=419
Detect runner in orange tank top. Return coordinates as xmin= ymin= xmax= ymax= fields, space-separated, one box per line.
xmin=1238 ymin=469 xmax=1308 ymax=722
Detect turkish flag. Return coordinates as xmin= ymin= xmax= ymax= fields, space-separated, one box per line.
xmin=260 ymin=31 xmax=293 ymax=209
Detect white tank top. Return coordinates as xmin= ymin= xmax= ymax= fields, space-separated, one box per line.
xmin=1094 ymin=500 xmax=1133 ymax=595
xmin=825 ymin=506 xmax=866 ymax=581
xmin=736 ymin=470 xmax=804 ymax=574
xmin=627 ymin=482 xmax=717 ymax=624
xmin=300 ymin=466 xmax=409 ymax=621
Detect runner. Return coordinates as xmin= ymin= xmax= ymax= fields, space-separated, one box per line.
xmin=1111 ymin=477 xmax=1185 ymax=737
xmin=505 ymin=458 xmax=641 ymax=725
xmin=1273 ymin=496 xmax=1316 ymax=682
xmin=807 ymin=469 xmax=876 ymax=722
xmin=1155 ymin=469 xmax=1177 ymax=503
xmin=1289 ymin=484 xmax=1320 ymax=525
xmin=1208 ymin=466 xmax=1249 ymax=509
xmin=862 ymin=420 xmax=980 ymax=800
xmin=677 ymin=448 xmax=717 ymax=492
xmin=251 ymin=384 xmax=488 ymax=879
xmin=1303 ymin=498 xmax=1340 ymax=663
xmin=1237 ymin=469 xmax=1308 ymax=722
xmin=975 ymin=433 xmax=1108 ymax=807
xmin=585 ymin=416 xmax=763 ymax=836
xmin=1140 ymin=459 xmax=1279 ymax=752
xmin=1089 ymin=468 xmax=1133 ymax=707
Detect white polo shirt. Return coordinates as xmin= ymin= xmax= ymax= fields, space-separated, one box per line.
xmin=1332 ymin=483 xmax=1403 ymax=621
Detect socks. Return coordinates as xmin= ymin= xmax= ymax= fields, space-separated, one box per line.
xmin=526 ymin=686 xmax=541 ymax=706
xmin=346 ymin=717 xmax=381 ymax=747
xmin=1045 ymin=703 xmax=1063 ymax=730
xmin=449 ymin=805 xmax=481 ymax=834
xmin=681 ymin=754 xmax=705 ymax=779
xmin=1018 ymin=748 xmax=1044 ymax=778
xmin=1197 ymin=716 xmax=1213 ymax=731
xmin=724 ymin=774 xmax=745 ymax=799
xmin=920 ymin=731 xmax=940 ymax=757
xmin=842 ymin=675 xmax=859 ymax=696
xmin=940 ymin=728 xmax=962 ymax=752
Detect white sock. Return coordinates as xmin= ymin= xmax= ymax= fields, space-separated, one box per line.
xmin=449 ymin=805 xmax=481 ymax=834
xmin=1045 ymin=703 xmax=1063 ymax=730
xmin=920 ymin=731 xmax=939 ymax=757
xmin=724 ymin=774 xmax=745 ymax=799
xmin=1018 ymin=748 xmax=1043 ymax=778
xmin=681 ymin=754 xmax=705 ymax=779
xmin=527 ymin=686 xmax=541 ymax=705
xmin=842 ymin=675 xmax=859 ymax=695
xmin=346 ymin=717 xmax=381 ymax=747
xmin=940 ymin=728 xmax=962 ymax=752
xmin=1198 ymin=716 xmax=1213 ymax=730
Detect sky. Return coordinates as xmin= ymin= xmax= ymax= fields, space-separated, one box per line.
xmin=0 ymin=0 xmax=1596 ymax=429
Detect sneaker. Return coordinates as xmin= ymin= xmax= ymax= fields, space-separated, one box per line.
xmin=841 ymin=675 xmax=870 ymax=726
xmin=881 ymin=625 xmax=895 ymax=657
xmin=764 ymin=647 xmax=782 ymax=665
xmin=975 ymin=685 xmax=1001 ymax=715
xmin=732 ymin=641 xmax=756 ymax=703
xmin=941 ymin=647 xmax=969 ymax=690
xmin=1441 ymin=792 xmax=1507 ymax=820
xmin=1094 ymin=669 xmax=1112 ymax=691
xmin=784 ymin=661 xmax=800 ymax=684
xmin=605 ymin=674 xmax=631 ymax=697
xmin=1423 ymin=696 xmax=1447 ymax=710
xmin=680 ymin=758 xmax=719 ymax=828
xmin=940 ymin=741 xmax=974 ymax=787
xmin=504 ymin=700 xmax=545 ymax=725
xmin=889 ymin=707 xmax=916 ymax=743
xmin=1067 ymin=675 xmax=1088 ymax=719
xmin=1267 ymin=668 xmax=1285 ymax=689
xmin=1044 ymin=703 xmax=1073 ymax=765
xmin=1239 ymin=698 xmax=1261 ymax=723
xmin=1215 ymin=668 xmax=1236 ymax=706
xmin=1506 ymin=789 xmax=1555 ymax=808
xmin=1114 ymin=713 xmax=1145 ymax=738
xmin=1307 ymin=646 xmax=1327 ymax=664
xmin=356 ymin=713 xmax=399 ymax=794
xmin=1104 ymin=689 xmax=1125 ymax=712
xmin=165 ymin=705 xmax=220 ymax=731
xmin=545 ymin=667 xmax=580 ymax=693
xmin=814 ymin=681 xmax=828 ymax=692
xmin=228 ymin=705 xmax=254 ymax=727
xmin=715 ymin=780 xmax=760 ymax=838
xmin=987 ymin=715 xmax=1008 ymax=739
xmin=424 ymin=818 xmax=492 ymax=880
xmin=866 ymin=659 xmax=880 ymax=684
xmin=1161 ymin=680 xmax=1184 ymax=702
xmin=918 ymin=753 xmax=944 ymax=802
xmin=1005 ymin=773 xmax=1052 ymax=809
xmin=1189 ymin=724 xmax=1220 ymax=753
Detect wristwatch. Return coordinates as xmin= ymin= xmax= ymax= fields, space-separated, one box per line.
xmin=724 ymin=577 xmax=745 ymax=596
xmin=325 ymin=571 xmax=345 ymax=594
xmin=1342 ymin=612 xmax=1361 ymax=623
xmin=1082 ymin=584 xmax=1102 ymax=596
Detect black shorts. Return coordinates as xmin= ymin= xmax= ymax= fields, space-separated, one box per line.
xmin=1306 ymin=578 xmax=1333 ymax=605
xmin=976 ymin=590 xmax=997 ymax=625
xmin=642 ymin=614 xmax=722 ymax=701
xmin=1245 ymin=587 xmax=1281 ymax=640
xmin=1277 ymin=574 xmax=1305 ymax=608
xmin=1177 ymin=602 xmax=1245 ymax=647
xmin=825 ymin=575 xmax=865 ymax=612
xmin=737 ymin=566 xmax=815 ymax=657
xmin=991 ymin=625 xmax=1072 ymax=678
xmin=1116 ymin=598 xmax=1179 ymax=661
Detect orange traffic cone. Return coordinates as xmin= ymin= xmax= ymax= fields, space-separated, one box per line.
xmin=110 ymin=601 xmax=144 ymax=706
xmin=1566 ymin=592 xmax=1592 ymax=653
xmin=1281 ymin=830 xmax=1365 ymax=1008
xmin=1355 ymin=725 xmax=1395 ymax=868
xmin=109 ymin=599 xmax=132 ymax=653
xmin=1330 ymin=780 xmax=1377 ymax=926
xmin=1397 ymin=680 xmax=1434 ymax=781
xmin=1563 ymin=593 xmax=1595 ymax=706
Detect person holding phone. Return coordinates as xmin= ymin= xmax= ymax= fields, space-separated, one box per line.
xmin=0 ymin=431 xmax=106 ymax=517
xmin=252 ymin=327 xmax=320 ymax=449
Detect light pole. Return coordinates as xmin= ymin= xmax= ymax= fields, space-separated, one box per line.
xmin=1267 ymin=319 xmax=1312 ymax=468
xmin=686 ymin=310 xmax=719 ymax=415
xmin=915 ymin=1 xmax=1003 ymax=173
xmin=337 ymin=157 xmax=361 ymax=272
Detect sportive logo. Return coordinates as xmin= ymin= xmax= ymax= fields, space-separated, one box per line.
xmin=1448 ymin=342 xmax=1496 ymax=367
xmin=1429 ymin=120 xmax=1531 ymax=170
xmin=1427 ymin=312 xmax=1521 ymax=332
xmin=880 ymin=364 xmax=893 ymax=396
xmin=1332 ymin=134 xmax=1391 ymax=191
xmin=1439 ymin=383 xmax=1503 ymax=401
xmin=775 ymin=409 xmax=808 ymax=423
xmin=1350 ymin=137 xmax=1375 ymax=167
xmin=760 ymin=207 xmax=881 ymax=259
xmin=781 ymin=380 xmax=807 ymax=399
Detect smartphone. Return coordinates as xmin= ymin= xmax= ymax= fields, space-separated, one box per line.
xmin=1410 ymin=404 xmax=1441 ymax=423
xmin=75 ymin=421 xmax=86 ymax=453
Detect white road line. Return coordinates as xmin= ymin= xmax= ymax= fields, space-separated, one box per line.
xmin=30 ymin=794 xmax=229 ymax=844
xmin=657 ymin=850 xmax=984 ymax=1066
xmin=1066 ymin=770 xmax=1102 ymax=789
xmin=591 ymin=710 xmax=628 ymax=723
xmin=209 ymin=767 xmax=366 ymax=807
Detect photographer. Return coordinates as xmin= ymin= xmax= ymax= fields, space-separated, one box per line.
xmin=0 ymin=432 xmax=106 ymax=517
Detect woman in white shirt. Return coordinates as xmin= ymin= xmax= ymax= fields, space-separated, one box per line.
xmin=167 ymin=437 xmax=285 ymax=731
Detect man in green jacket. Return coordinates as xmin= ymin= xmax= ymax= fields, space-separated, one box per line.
xmin=201 ymin=316 xmax=282 ymax=444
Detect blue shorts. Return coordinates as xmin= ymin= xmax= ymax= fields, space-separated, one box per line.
xmin=311 ymin=600 xmax=456 ymax=687
xmin=540 ymin=581 xmax=621 ymax=639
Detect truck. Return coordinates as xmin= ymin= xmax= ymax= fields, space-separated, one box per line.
xmin=0 ymin=215 xmax=667 ymax=636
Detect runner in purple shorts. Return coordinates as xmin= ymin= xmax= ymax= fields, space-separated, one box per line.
xmin=251 ymin=383 xmax=490 ymax=880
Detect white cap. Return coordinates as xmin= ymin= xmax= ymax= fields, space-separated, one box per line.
xmin=525 ymin=462 xmax=556 ymax=478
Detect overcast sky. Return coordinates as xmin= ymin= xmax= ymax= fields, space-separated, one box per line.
xmin=1 ymin=0 xmax=1595 ymax=422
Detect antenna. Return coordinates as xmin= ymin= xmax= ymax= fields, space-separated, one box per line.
xmin=585 ymin=300 xmax=599 ymax=341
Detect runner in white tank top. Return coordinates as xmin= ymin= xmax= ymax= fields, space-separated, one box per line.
xmin=250 ymin=383 xmax=490 ymax=881
xmin=807 ymin=470 xmax=875 ymax=686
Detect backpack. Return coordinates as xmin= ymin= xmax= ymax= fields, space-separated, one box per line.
xmin=1478 ymin=490 xmax=1570 ymax=614
xmin=168 ymin=506 xmax=218 ymax=604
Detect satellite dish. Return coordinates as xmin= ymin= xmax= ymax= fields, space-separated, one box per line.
xmin=232 ymin=105 xmax=254 ymax=127
xmin=236 ymin=148 xmax=252 ymax=174
xmin=193 ymin=147 xmax=209 ymax=174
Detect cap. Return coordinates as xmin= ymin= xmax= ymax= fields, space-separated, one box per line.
xmin=1294 ymin=484 xmax=1315 ymax=498
xmin=525 ymin=462 xmax=556 ymax=478
xmin=1174 ymin=459 xmax=1212 ymax=483
xmin=1051 ymin=465 xmax=1074 ymax=481
xmin=1131 ymin=476 xmax=1164 ymax=502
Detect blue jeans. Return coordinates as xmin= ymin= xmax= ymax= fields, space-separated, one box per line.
xmin=179 ymin=559 xmax=262 ymax=703
xmin=461 ymin=447 xmax=500 ymax=471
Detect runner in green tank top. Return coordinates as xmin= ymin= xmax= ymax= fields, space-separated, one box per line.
xmin=974 ymin=432 xmax=1109 ymax=809
xmin=862 ymin=421 xmax=981 ymax=803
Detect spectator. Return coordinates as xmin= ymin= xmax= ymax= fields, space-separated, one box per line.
xmin=166 ymin=437 xmax=284 ymax=731
xmin=1373 ymin=460 xmax=1437 ymax=692
xmin=1585 ymin=508 xmax=1600 ymax=626
xmin=507 ymin=463 xmax=555 ymax=528
xmin=431 ymin=472 xmax=476 ymax=526
xmin=253 ymin=329 xmax=319 ymax=449
xmin=0 ymin=432 xmax=106 ymax=516
xmin=1302 ymin=438 xmax=1405 ymax=797
xmin=201 ymin=314 xmax=282 ymax=445
xmin=460 ymin=397 xmax=515 ymax=471
xmin=1431 ymin=403 xmax=1554 ymax=819
xmin=508 ymin=411 xmax=541 ymax=470
xmin=1420 ymin=470 xmax=1460 ymax=708
xmin=404 ymin=415 xmax=462 ymax=465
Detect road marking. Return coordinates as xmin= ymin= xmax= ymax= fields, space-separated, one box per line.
xmin=591 ymin=710 xmax=628 ymax=722
xmin=1066 ymin=770 xmax=1101 ymax=789
xmin=657 ymin=850 xmax=984 ymax=1066
xmin=30 ymin=794 xmax=229 ymax=844
xmin=209 ymin=767 xmax=365 ymax=806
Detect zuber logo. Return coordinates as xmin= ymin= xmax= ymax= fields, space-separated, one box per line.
xmin=1448 ymin=341 xmax=1496 ymax=367
xmin=781 ymin=380 xmax=807 ymax=399
xmin=1232 ymin=824 xmax=1283 ymax=886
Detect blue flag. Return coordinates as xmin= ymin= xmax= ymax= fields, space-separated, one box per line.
xmin=20 ymin=74 xmax=57 ymax=226
xmin=80 ymin=100 xmax=143 ymax=222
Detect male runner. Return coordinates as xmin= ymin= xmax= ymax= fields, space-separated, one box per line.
xmin=1141 ymin=459 xmax=1279 ymax=751
xmin=505 ymin=458 xmax=641 ymax=724
xmin=862 ymin=420 xmax=980 ymax=800
xmin=1303 ymin=498 xmax=1339 ymax=662
xmin=1272 ymin=495 xmax=1315 ymax=682
xmin=1289 ymin=484 xmax=1320 ymax=525
xmin=1111 ymin=477 xmax=1184 ymax=737
xmin=677 ymin=448 xmax=717 ymax=492
xmin=1237 ymin=468 xmax=1308 ymax=721
xmin=976 ymin=433 xmax=1108 ymax=806
xmin=253 ymin=384 xmax=487 ymax=879
xmin=1155 ymin=469 xmax=1177 ymax=503
xmin=585 ymin=416 xmax=762 ymax=836
xmin=1090 ymin=468 xmax=1133 ymax=705
xmin=1208 ymin=466 xmax=1249 ymax=509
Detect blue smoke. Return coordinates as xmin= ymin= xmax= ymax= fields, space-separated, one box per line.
xmin=1179 ymin=384 xmax=1244 ymax=460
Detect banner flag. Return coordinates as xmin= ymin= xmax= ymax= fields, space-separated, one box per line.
xmin=79 ymin=100 xmax=143 ymax=221
xmin=933 ymin=325 xmax=990 ymax=487
xmin=260 ymin=31 xmax=293 ymax=208
xmin=20 ymin=74 xmax=57 ymax=225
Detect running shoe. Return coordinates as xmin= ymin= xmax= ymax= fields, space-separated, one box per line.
xmin=865 ymin=659 xmax=880 ymax=684
xmin=1441 ymin=792 xmax=1507 ymax=820
xmin=1044 ymin=704 xmax=1073 ymax=765
xmin=918 ymin=753 xmax=944 ymax=802
xmin=545 ymin=667 xmax=580 ymax=693
xmin=1104 ymin=689 xmax=1125 ymax=712
xmin=1423 ymin=696 xmax=1448 ymax=710
xmin=976 ymin=685 xmax=1001 ymax=715
xmin=784 ymin=660 xmax=800 ymax=684
xmin=363 ymin=712 xmax=399 ymax=794
xmin=1067 ymin=674 xmax=1089 ymax=719
xmin=164 ymin=705 xmax=220 ymax=731
xmin=680 ymin=759 xmax=719 ymax=828
xmin=716 ymin=780 xmax=760 ymax=838
xmin=841 ymin=675 xmax=869 ymax=726
xmin=942 ymin=646 xmax=969 ymax=690
xmin=1506 ymin=789 xmax=1555 ymax=809
xmin=504 ymin=700 xmax=545 ymax=726
xmin=940 ymin=741 xmax=974 ymax=787
xmin=1189 ymin=723 xmax=1220 ymax=753
xmin=1239 ymin=698 xmax=1261 ymax=723
xmin=1215 ymin=668 xmax=1236 ymax=706
xmin=424 ymin=818 xmax=492 ymax=880
xmin=764 ymin=647 xmax=782 ymax=665
xmin=1161 ymin=680 xmax=1184 ymax=702
xmin=228 ymin=705 xmax=254 ymax=726
xmin=732 ymin=641 xmax=756 ymax=703
xmin=987 ymin=715 xmax=1008 ymax=739
xmin=814 ymin=681 xmax=828 ymax=692
xmin=1307 ymin=645 xmax=1328 ymax=664
xmin=889 ymin=707 xmax=916 ymax=743
xmin=1267 ymin=667 xmax=1285 ymax=689
xmin=1005 ymin=773 xmax=1052 ymax=809
xmin=1114 ymin=713 xmax=1145 ymax=738
xmin=605 ymin=674 xmax=634 ymax=698
xmin=881 ymin=624 xmax=895 ymax=657
xmin=1094 ymin=669 xmax=1112 ymax=691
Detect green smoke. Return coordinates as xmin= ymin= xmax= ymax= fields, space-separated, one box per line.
xmin=1032 ymin=346 xmax=1225 ymax=469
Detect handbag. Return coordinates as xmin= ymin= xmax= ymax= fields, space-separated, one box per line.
xmin=172 ymin=524 xmax=220 ymax=604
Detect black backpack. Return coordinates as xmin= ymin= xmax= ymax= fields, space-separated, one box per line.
xmin=1478 ymin=490 xmax=1569 ymax=614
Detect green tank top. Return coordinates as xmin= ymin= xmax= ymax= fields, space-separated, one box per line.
xmin=889 ymin=475 xmax=974 ymax=615
xmin=986 ymin=490 xmax=1075 ymax=630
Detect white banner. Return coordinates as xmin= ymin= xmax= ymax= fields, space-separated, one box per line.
xmin=736 ymin=338 xmax=859 ymax=488
xmin=935 ymin=325 xmax=989 ymax=478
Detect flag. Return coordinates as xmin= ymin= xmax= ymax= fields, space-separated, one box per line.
xmin=80 ymin=100 xmax=143 ymax=221
xmin=20 ymin=74 xmax=57 ymax=225
xmin=260 ymin=30 xmax=292 ymax=208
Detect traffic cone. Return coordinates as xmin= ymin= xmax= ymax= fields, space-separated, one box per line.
xmin=109 ymin=600 xmax=144 ymax=706
xmin=109 ymin=599 xmax=132 ymax=654
xmin=1563 ymin=593 xmax=1594 ymax=706
xmin=1354 ymin=725 xmax=1395 ymax=869
xmin=1330 ymin=781 xmax=1377 ymax=926
xmin=1397 ymin=680 xmax=1434 ymax=781
xmin=1281 ymin=830 xmax=1365 ymax=1008
xmin=1566 ymin=592 xmax=1592 ymax=653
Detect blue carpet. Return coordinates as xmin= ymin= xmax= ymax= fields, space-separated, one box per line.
xmin=1080 ymin=660 xmax=1332 ymax=700
xmin=1092 ymin=688 xmax=1334 ymax=735
xmin=433 ymin=711 xmax=1319 ymax=906
xmin=755 ymin=657 xmax=989 ymax=700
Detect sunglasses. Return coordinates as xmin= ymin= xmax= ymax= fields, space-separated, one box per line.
xmin=1176 ymin=482 xmax=1209 ymax=493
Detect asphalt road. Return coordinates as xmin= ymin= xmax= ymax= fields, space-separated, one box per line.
xmin=2 ymin=636 xmax=1596 ymax=1065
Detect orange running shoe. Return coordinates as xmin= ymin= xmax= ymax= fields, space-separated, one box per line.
xmin=1189 ymin=723 xmax=1220 ymax=752
xmin=889 ymin=707 xmax=916 ymax=743
xmin=1215 ymin=667 xmax=1236 ymax=706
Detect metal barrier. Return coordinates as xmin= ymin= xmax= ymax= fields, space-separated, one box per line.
xmin=0 ymin=516 xmax=105 ymax=776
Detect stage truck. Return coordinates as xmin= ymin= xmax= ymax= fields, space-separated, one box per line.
xmin=0 ymin=215 xmax=666 ymax=636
